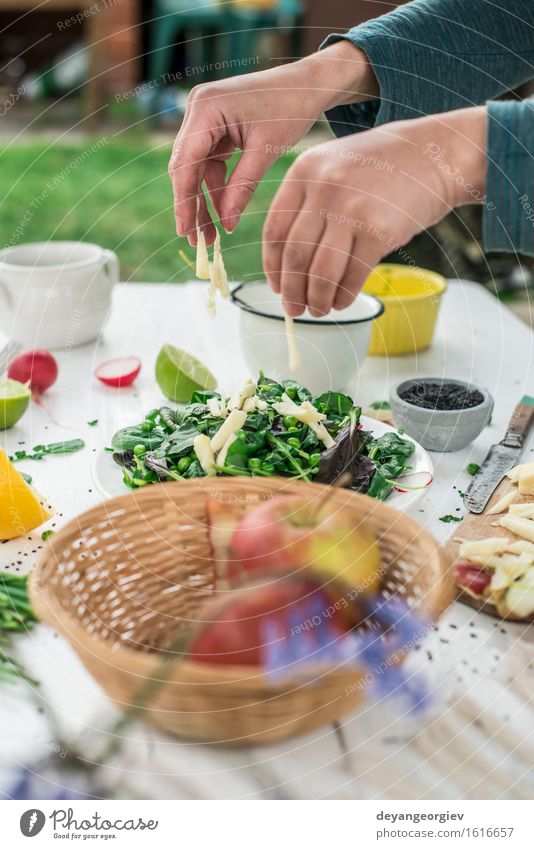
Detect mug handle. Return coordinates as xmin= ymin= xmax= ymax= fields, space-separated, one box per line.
xmin=102 ymin=249 xmax=119 ymax=285
xmin=0 ymin=271 xmax=12 ymax=311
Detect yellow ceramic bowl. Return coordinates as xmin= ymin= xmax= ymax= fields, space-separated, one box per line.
xmin=363 ymin=264 xmax=447 ymax=356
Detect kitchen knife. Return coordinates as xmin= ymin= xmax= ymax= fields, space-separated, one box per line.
xmin=463 ymin=395 xmax=534 ymax=514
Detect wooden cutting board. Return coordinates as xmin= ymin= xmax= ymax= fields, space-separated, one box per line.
xmin=448 ymin=475 xmax=534 ymax=621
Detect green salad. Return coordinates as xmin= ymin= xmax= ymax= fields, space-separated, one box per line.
xmin=111 ymin=374 xmax=415 ymax=500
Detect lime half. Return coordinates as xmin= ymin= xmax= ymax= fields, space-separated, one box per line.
xmin=0 ymin=379 xmax=31 ymax=430
xmin=155 ymin=344 xmax=217 ymax=403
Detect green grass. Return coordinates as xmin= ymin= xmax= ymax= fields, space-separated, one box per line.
xmin=0 ymin=139 xmax=292 ymax=282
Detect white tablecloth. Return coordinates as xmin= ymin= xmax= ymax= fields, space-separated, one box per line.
xmin=1 ymin=280 xmax=533 ymax=800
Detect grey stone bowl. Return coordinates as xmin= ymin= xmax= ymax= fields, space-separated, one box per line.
xmin=389 ymin=377 xmax=494 ymax=452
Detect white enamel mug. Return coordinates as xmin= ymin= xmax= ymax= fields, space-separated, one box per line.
xmin=231 ymin=281 xmax=384 ymax=395
xmin=0 ymin=241 xmax=119 ymax=349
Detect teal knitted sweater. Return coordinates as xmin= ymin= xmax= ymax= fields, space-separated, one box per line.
xmin=322 ymin=0 xmax=533 ymax=255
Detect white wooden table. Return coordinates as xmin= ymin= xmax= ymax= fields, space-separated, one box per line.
xmin=1 ymin=279 xmax=534 ymax=800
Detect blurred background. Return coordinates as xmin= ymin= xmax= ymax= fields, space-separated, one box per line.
xmin=0 ymin=0 xmax=532 ymax=319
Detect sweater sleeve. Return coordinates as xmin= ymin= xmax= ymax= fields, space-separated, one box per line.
xmin=321 ymin=0 xmax=534 ymax=137
xmin=484 ymin=99 xmax=534 ymax=256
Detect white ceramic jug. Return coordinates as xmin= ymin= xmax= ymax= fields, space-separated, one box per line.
xmin=0 ymin=241 xmax=119 ymax=349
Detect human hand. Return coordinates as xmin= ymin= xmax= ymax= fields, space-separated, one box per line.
xmin=168 ymin=42 xmax=377 ymax=243
xmin=263 ymin=106 xmax=487 ymax=316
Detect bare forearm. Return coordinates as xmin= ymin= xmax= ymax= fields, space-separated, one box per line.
xmin=299 ymin=41 xmax=380 ymax=112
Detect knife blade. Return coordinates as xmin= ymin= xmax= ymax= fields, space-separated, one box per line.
xmin=464 ymin=395 xmax=534 ymax=514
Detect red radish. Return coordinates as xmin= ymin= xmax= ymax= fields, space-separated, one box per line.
xmin=393 ymin=471 xmax=433 ymax=493
xmin=95 ymin=356 xmax=141 ymax=388
xmin=8 ymin=349 xmax=58 ymax=395
xmin=455 ymin=562 xmax=491 ymax=597
xmin=188 ymin=576 xmax=350 ymax=667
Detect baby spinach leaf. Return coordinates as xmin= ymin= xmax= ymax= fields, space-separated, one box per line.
xmin=185 ymin=459 xmax=204 ymax=478
xmin=190 ymin=390 xmax=220 ymax=404
xmin=112 ymin=427 xmax=165 ymax=452
xmin=314 ymin=391 xmax=354 ymax=419
xmin=226 ymin=428 xmax=269 ymax=470
xmin=159 ymin=419 xmax=202 ymax=458
xmin=281 ymin=379 xmax=312 ymax=402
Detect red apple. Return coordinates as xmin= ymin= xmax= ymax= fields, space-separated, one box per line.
xmin=229 ymin=495 xmax=382 ymax=595
xmin=187 ymin=575 xmax=350 ymax=667
xmin=205 ymin=498 xmax=246 ymax=588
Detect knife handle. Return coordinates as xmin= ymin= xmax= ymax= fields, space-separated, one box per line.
xmin=504 ymin=397 xmax=534 ymax=447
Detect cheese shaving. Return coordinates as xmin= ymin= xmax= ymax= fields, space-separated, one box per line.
xmin=284 ymin=313 xmax=300 ymax=372
xmin=204 ymin=227 xmax=230 ymax=316
xmin=196 ymin=228 xmax=210 ymax=280
xmin=211 ymin=409 xmax=247 ymax=453
xmin=209 ymin=230 xmax=230 ymax=296
xmin=193 ymin=434 xmax=215 ymax=476
xmin=486 ymin=490 xmax=517 ymax=515
xmin=216 ymin=433 xmax=236 ymax=467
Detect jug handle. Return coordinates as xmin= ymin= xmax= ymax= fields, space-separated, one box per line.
xmin=102 ymin=249 xmax=119 ymax=286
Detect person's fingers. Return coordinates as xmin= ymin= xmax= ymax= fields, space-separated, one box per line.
xmin=203 ymin=137 xmax=235 ymax=221
xmin=279 ymin=210 xmax=326 ymax=317
xmin=169 ymin=112 xmax=223 ymax=237
xmin=262 ymin=176 xmax=305 ymax=296
xmin=306 ymin=225 xmax=353 ymax=316
xmin=188 ymin=191 xmax=217 ymax=247
xmin=219 ymin=147 xmax=274 ymax=233
xmin=333 ymin=238 xmax=379 ymax=311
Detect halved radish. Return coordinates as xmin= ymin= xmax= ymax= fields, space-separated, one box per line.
xmin=95 ymin=356 xmax=141 ymax=388
xmin=392 ymin=471 xmax=433 ymax=493
xmin=455 ymin=562 xmax=491 ymax=597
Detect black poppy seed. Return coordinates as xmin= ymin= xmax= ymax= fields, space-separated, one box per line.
xmin=399 ymin=381 xmax=484 ymax=411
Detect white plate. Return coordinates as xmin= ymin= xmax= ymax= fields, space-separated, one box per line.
xmin=92 ymin=416 xmax=433 ymax=510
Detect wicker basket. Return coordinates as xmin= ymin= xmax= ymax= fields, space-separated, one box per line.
xmin=29 ymin=478 xmax=453 ymax=745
